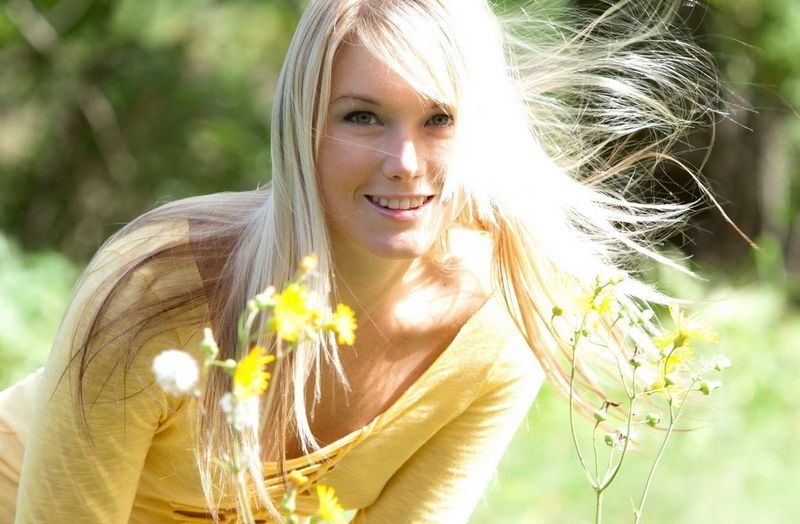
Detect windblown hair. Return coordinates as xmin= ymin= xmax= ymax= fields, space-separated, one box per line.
xmin=63 ymin=0 xmax=727 ymax=518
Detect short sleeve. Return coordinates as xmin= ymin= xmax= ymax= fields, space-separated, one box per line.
xmin=353 ymin=337 xmax=544 ymax=523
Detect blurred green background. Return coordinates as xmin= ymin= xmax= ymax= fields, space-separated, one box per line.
xmin=0 ymin=0 xmax=797 ymax=522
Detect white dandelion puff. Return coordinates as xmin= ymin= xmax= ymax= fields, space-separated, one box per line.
xmin=152 ymin=349 xmax=199 ymax=396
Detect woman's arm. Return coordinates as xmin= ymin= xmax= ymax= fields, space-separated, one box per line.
xmin=15 ymin=258 xmax=196 ymax=523
xmin=353 ymin=338 xmax=545 ymax=523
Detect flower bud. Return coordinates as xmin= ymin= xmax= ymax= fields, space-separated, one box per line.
xmin=604 ymin=434 xmax=615 ymax=447
xmin=645 ymin=413 xmax=661 ymax=427
xmin=220 ymin=359 xmax=237 ymax=372
xmin=593 ymin=409 xmax=608 ymax=422
xmin=712 ymin=355 xmax=732 ymax=372
xmin=552 ymin=305 xmax=563 ymax=317
xmin=280 ymin=487 xmax=297 ymax=513
xmin=288 ymin=470 xmax=309 ymax=487
xmin=699 ymin=379 xmax=722 ymax=395
xmin=300 ymin=253 xmax=318 ymax=272
xmin=200 ymin=327 xmax=219 ymax=359
xmin=246 ymin=298 xmax=259 ymax=313
xmin=253 ymin=286 xmax=276 ymax=309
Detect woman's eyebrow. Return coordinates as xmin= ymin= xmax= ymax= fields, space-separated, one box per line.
xmin=332 ymin=94 xmax=380 ymax=105
xmin=332 ymin=94 xmax=452 ymax=113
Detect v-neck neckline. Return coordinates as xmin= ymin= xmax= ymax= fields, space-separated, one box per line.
xmin=274 ymin=295 xmax=497 ymax=468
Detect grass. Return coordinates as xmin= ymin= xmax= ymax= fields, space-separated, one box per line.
xmin=0 ymin=232 xmax=78 ymax=387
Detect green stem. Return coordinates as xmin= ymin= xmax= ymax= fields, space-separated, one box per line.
xmin=240 ymin=308 xmax=259 ymax=356
xmin=595 ymin=490 xmax=604 ymax=524
xmin=229 ymin=426 xmax=256 ymax=524
xmin=633 ymin=381 xmax=695 ymax=523
xmin=600 ymin=366 xmax=637 ymax=489
xmin=567 ymin=319 xmax=598 ymax=489
xmin=606 ymin=440 xmax=616 ymax=479
xmin=592 ymin=422 xmax=600 ymax=481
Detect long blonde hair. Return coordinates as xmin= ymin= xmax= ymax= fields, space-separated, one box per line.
xmin=65 ymin=0 xmax=727 ymax=517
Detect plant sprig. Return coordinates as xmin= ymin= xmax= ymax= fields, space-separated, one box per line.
xmin=550 ymin=274 xmax=730 ymax=523
xmin=153 ymin=254 xmax=352 ymax=524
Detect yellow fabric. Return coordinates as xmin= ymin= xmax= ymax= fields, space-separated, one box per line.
xmin=0 ymin=224 xmax=544 ymax=523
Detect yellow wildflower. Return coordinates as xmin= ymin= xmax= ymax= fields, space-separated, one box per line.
xmin=232 ymin=346 xmax=275 ymax=399
xmin=663 ymin=345 xmax=694 ymax=375
xmin=646 ymin=341 xmax=694 ymax=396
xmin=331 ymin=304 xmax=357 ymax=346
xmin=577 ymin=284 xmax=619 ymax=318
xmin=655 ymin=304 xmax=718 ymax=350
xmin=315 ymin=484 xmax=345 ymax=524
xmin=272 ymin=283 xmax=315 ymax=342
xmin=646 ymin=376 xmax=687 ymax=401
xmin=592 ymin=292 xmax=617 ymax=316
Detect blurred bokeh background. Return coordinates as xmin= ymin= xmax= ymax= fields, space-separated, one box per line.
xmin=1 ymin=0 xmax=797 ymax=522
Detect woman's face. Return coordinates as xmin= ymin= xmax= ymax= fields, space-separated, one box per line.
xmin=316 ymin=41 xmax=455 ymax=261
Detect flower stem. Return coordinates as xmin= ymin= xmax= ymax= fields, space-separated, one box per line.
xmin=229 ymin=427 xmax=256 ymax=524
xmin=600 ymin=367 xmax=637 ymax=490
xmin=592 ymin=422 xmax=600 ymax=481
xmin=633 ymin=381 xmax=695 ymax=523
xmin=595 ymin=490 xmax=604 ymax=524
xmin=568 ymin=321 xmax=598 ymax=489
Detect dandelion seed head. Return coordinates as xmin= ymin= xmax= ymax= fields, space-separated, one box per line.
xmin=152 ymin=349 xmax=199 ymax=396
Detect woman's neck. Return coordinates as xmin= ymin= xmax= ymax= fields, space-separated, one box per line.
xmin=329 ymin=246 xmax=432 ymax=317
xmin=326 ymin=228 xmax=491 ymax=332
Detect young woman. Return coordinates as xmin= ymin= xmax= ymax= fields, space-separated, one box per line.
xmin=1 ymin=0 xmax=724 ymax=521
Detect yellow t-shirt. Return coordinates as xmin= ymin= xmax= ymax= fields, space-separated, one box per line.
xmin=0 ymin=222 xmax=544 ymax=523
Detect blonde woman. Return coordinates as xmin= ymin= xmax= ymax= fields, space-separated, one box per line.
xmin=1 ymin=0 xmax=724 ymax=522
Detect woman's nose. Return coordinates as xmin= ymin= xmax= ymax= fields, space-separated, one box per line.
xmin=382 ymin=135 xmax=421 ymax=181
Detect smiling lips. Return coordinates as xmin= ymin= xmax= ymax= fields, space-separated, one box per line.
xmin=366 ymin=195 xmax=434 ymax=211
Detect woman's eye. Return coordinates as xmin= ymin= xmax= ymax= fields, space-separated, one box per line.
xmin=428 ymin=114 xmax=454 ymax=127
xmin=345 ymin=111 xmax=379 ymax=125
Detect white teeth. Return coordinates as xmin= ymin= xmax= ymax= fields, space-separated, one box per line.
xmin=369 ymin=195 xmax=429 ymax=210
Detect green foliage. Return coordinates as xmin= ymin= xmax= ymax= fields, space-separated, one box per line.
xmin=0 ymin=0 xmax=796 ymax=272
xmin=695 ymin=0 xmax=800 ymax=273
xmin=0 ymin=0 xmax=302 ymax=260
xmin=0 ymin=232 xmax=78 ymax=388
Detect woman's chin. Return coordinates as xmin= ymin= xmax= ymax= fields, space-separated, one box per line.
xmin=363 ymin=240 xmax=433 ymax=261
xmin=332 ymin=233 xmax=436 ymax=263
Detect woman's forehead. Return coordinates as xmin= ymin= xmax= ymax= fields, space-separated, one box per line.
xmin=329 ymin=43 xmax=432 ymax=106
xmin=339 ymin=20 xmax=462 ymax=109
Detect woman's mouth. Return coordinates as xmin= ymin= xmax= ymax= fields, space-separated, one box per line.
xmin=366 ymin=195 xmax=434 ymax=210
xmin=364 ymin=194 xmax=436 ymax=220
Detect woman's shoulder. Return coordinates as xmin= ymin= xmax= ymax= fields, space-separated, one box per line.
xmin=65 ymin=192 xmax=249 ymax=353
xmin=82 ymin=188 xmax=268 ymax=303
xmin=93 ymin=189 xmax=266 ymax=270
xmin=78 ymin=218 xmax=198 ymax=310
